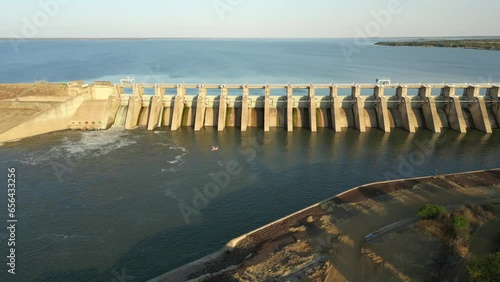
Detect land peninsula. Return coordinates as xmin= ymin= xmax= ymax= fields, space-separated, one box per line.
xmin=375 ymin=39 xmax=500 ymax=51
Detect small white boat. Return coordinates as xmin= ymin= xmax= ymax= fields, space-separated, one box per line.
xmin=376 ymin=77 xmax=391 ymax=86
xmin=211 ymin=146 xmax=219 ymax=152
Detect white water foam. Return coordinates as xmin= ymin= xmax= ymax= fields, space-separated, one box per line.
xmin=20 ymin=128 xmax=137 ymax=166
xmin=157 ymin=143 xmax=188 ymax=172
xmin=113 ymin=106 xmax=128 ymax=128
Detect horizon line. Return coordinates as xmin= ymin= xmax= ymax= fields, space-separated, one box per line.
xmin=1 ymin=35 xmax=500 ymax=40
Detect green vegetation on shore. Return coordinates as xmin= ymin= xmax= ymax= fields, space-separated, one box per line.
xmin=468 ymin=252 xmax=500 ymax=282
xmin=375 ymin=39 xmax=500 ymax=51
xmin=416 ymin=203 xmax=500 ymax=281
xmin=417 ymin=204 xmax=445 ymax=219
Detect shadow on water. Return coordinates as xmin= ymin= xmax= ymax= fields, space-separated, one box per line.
xmin=32 ymin=158 xmax=360 ymax=282
xmin=3 ymin=127 xmax=500 ymax=282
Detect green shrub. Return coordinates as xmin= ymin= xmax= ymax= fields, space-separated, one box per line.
xmin=417 ymin=204 xmax=445 ymax=219
xmin=453 ymin=214 xmax=470 ymax=241
xmin=453 ymin=214 xmax=469 ymax=229
xmin=468 ymin=252 xmax=500 ymax=282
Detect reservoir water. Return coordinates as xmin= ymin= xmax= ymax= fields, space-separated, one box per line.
xmin=0 ymin=38 xmax=499 ymax=84
xmin=0 ymin=39 xmax=499 ymax=281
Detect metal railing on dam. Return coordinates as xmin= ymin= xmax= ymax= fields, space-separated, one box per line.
xmin=80 ymin=82 xmax=499 ymax=134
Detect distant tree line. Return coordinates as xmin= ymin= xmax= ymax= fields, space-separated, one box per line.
xmin=375 ymin=39 xmax=500 ymax=51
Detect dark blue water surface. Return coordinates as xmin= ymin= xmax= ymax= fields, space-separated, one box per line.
xmin=0 ymin=39 xmax=499 ymax=282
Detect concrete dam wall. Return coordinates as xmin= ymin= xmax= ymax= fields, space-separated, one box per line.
xmin=102 ymin=81 xmax=500 ymax=134
xmin=0 ymin=81 xmax=119 ymax=143
xmin=0 ymin=81 xmax=499 ymax=142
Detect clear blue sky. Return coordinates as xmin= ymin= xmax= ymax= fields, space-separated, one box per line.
xmin=1 ymin=0 xmax=498 ymax=38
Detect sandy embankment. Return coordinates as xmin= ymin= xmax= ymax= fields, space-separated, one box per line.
xmin=150 ymin=169 xmax=500 ymax=282
xmin=0 ymin=83 xmax=81 ymax=143
xmin=0 ymin=84 xmax=71 ymax=133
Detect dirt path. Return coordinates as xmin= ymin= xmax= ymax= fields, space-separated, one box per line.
xmin=469 ymin=218 xmax=500 ymax=256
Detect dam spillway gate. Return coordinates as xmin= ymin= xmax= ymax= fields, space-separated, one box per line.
xmin=104 ymin=82 xmax=499 ymax=134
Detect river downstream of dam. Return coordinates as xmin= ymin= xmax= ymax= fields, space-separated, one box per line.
xmin=0 ymin=39 xmax=499 ymax=281
xmin=0 ymin=128 xmax=499 ymax=281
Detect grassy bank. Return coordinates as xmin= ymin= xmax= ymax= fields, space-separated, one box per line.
xmin=375 ymin=39 xmax=500 ymax=51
